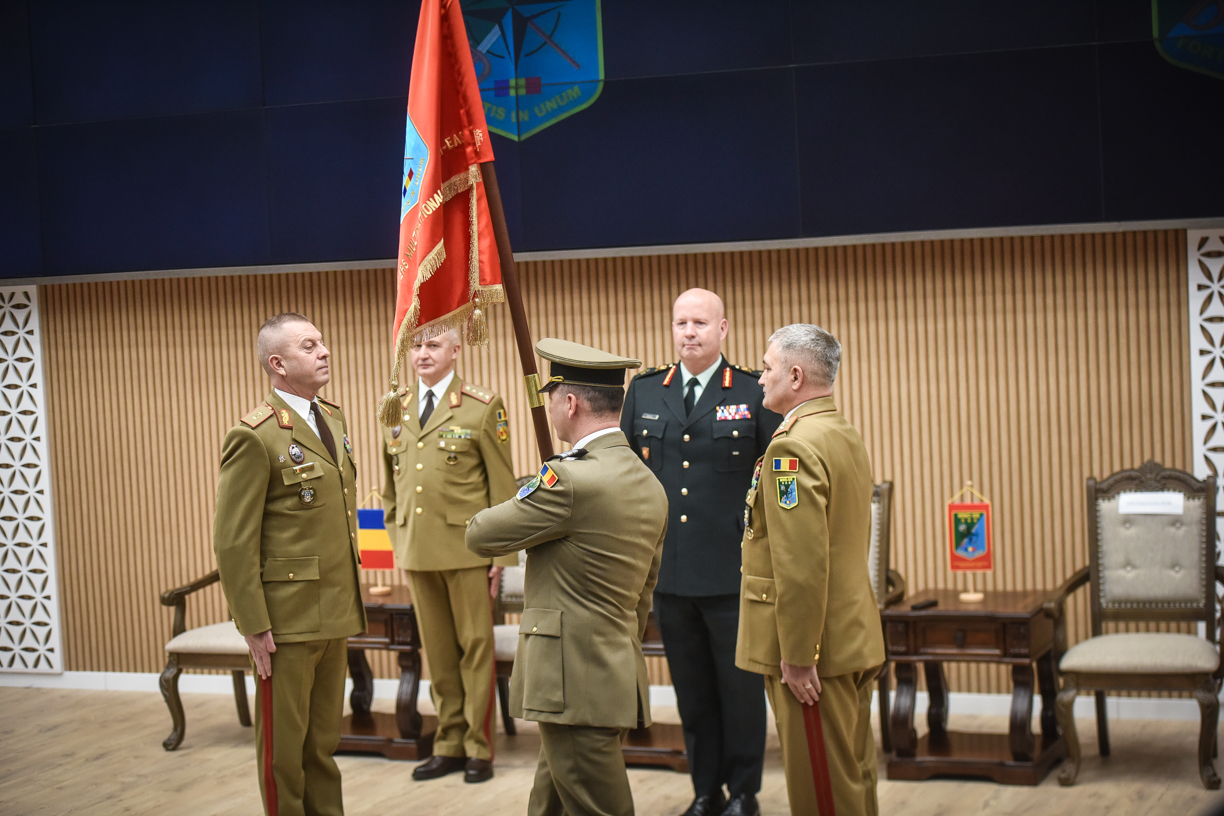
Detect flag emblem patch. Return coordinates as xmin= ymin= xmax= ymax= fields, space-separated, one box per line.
xmin=773 ymin=458 xmax=798 ymax=472
xmin=539 ymin=463 xmax=559 ymax=488
xmin=776 ymin=476 xmax=798 ymax=509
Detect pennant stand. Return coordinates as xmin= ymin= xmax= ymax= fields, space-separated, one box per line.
xmin=946 ymin=481 xmax=993 ymax=603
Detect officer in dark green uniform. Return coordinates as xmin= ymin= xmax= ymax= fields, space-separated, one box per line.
xmin=467 ymin=339 xmax=669 ymax=816
xmin=621 ymin=289 xmax=780 ymax=816
xmin=214 ymin=313 xmax=366 ymax=816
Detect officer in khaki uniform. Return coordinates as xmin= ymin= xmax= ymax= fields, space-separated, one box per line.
xmin=467 ymin=339 xmax=669 ymax=816
xmin=736 ymin=324 xmax=885 ymax=816
xmin=214 ymin=313 xmax=366 ymax=816
xmin=381 ymin=329 xmax=518 ymax=783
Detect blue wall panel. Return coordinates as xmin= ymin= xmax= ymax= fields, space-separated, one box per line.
xmin=38 ymin=111 xmax=270 ymax=275
xmin=0 ymin=0 xmax=33 ymax=129
xmin=0 ymin=128 xmax=41 ymax=278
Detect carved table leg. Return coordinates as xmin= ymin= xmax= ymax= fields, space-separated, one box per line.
xmin=232 ymin=669 xmax=252 ymax=727
xmin=1194 ymin=675 xmax=1221 ymax=790
xmin=891 ymin=663 xmax=918 ymax=757
xmin=924 ymin=662 xmax=948 ymax=735
xmin=1036 ymin=650 xmax=1057 ymax=737
xmin=347 ymin=648 xmax=374 ymax=717
xmin=160 ymin=655 xmax=185 ymax=751
xmin=878 ymin=661 xmax=892 ymax=753
xmin=396 ymin=649 xmax=424 ymax=739
xmin=1056 ymin=684 xmax=1081 ymax=786
xmin=1009 ymin=662 xmax=1036 ymax=762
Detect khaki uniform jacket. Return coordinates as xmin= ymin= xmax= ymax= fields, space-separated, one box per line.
xmin=465 ymin=432 xmax=668 ymax=728
xmin=213 ymin=392 xmax=366 ymax=643
xmin=380 ymin=376 xmax=519 ymax=571
xmin=735 ymin=397 xmax=884 ymax=678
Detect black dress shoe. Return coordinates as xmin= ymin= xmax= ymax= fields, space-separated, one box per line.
xmin=680 ymin=793 xmax=726 ymax=816
xmin=412 ymin=754 xmax=466 ymax=780
xmin=464 ymin=757 xmax=494 ymax=783
xmin=723 ymin=794 xmax=760 ymax=816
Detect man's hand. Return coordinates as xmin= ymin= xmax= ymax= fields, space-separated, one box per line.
xmin=245 ymin=630 xmax=276 ymax=679
xmin=782 ymin=659 xmax=821 ymax=706
xmin=488 ymin=566 xmax=503 ymax=600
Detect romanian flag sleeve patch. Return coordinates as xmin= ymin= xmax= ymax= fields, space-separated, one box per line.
xmin=772 ymin=457 xmax=799 ymax=472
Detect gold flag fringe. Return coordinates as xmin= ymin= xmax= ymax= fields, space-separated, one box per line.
xmin=379 ymin=162 xmax=506 ymax=427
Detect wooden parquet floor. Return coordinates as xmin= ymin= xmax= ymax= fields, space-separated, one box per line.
xmin=1 ymin=687 xmax=1222 ymax=815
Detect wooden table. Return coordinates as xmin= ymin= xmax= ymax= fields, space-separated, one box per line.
xmin=881 ymin=589 xmax=1067 ymax=785
xmin=622 ymin=612 xmax=689 ymax=772
xmin=337 ymin=585 xmax=437 ymax=760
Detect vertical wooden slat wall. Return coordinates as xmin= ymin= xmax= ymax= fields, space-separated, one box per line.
xmin=42 ymin=229 xmax=1189 ymax=693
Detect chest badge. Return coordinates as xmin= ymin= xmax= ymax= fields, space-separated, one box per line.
xmin=299 ymin=485 xmax=316 ymax=505
xmin=392 ymin=425 xmax=401 ymax=439
xmin=716 ymin=404 xmax=751 ymax=421
xmin=343 ymin=435 xmax=352 ymax=454
xmin=642 ymin=447 xmax=650 ymax=461
xmin=278 ymin=455 xmax=285 ymax=463
xmin=288 ymin=444 xmax=305 ymax=464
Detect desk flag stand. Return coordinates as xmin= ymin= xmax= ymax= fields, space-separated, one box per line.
xmin=358 ymin=490 xmax=394 ymax=596
xmin=946 ymin=481 xmax=994 ymax=603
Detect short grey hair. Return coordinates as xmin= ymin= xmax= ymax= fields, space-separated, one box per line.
xmin=768 ymin=324 xmax=841 ymax=389
xmin=257 ymin=313 xmax=311 ymax=376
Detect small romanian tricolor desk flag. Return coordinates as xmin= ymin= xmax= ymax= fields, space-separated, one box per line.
xmin=357 ymin=509 xmax=395 ymax=571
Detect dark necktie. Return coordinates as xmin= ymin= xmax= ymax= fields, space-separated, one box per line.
xmin=420 ymin=389 xmax=436 ymax=428
xmin=684 ymin=377 xmax=699 ymax=415
xmin=309 ymin=401 xmax=337 ymax=462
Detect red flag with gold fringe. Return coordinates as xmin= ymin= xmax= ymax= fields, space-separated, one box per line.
xmin=381 ymin=0 xmax=503 ymax=426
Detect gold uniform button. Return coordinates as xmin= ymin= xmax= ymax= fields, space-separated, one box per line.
xmin=732 ymin=430 xmax=739 ymax=438
xmin=532 ymin=626 xmax=538 ymax=633
xmin=343 ymin=488 xmax=348 ymax=495
xmin=642 ymin=429 xmax=648 ymax=437
xmin=680 ymin=515 xmax=688 ymax=523
xmin=683 ymin=434 xmax=690 ymax=442
xmin=288 ymin=573 xmax=294 ymax=580
xmin=347 ymin=510 xmax=352 ymax=517
xmin=415 ymin=486 xmax=423 ymax=494
xmin=761 ymin=593 xmax=767 ymax=600
xmin=681 ymin=488 xmax=688 ymax=496
xmin=415 ymin=507 xmax=423 ymax=515
xmin=683 ymin=461 xmax=690 ymax=469
xmin=417 ymin=441 xmax=425 ymax=449
xmin=416 ymin=463 xmax=424 ymax=471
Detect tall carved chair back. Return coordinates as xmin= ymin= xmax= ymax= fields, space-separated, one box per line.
xmin=491 ymin=476 xmax=533 ymax=735
xmin=869 ymin=481 xmax=906 ymax=752
xmin=1053 ymin=460 xmax=1222 ymax=788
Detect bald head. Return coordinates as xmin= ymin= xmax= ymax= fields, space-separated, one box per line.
xmin=257 ymin=313 xmax=311 ymax=376
xmin=671 ymin=288 xmax=728 ymax=372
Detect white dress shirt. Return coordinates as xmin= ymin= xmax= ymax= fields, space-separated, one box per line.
xmin=678 ymin=356 xmax=723 ymax=407
xmin=418 ymin=370 xmax=456 ymax=417
xmin=572 ymin=426 xmax=622 ymax=451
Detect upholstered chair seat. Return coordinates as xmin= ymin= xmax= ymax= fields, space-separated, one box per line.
xmin=165 ymin=621 xmax=248 ymax=656
xmin=1060 ymin=632 xmax=1219 ymax=675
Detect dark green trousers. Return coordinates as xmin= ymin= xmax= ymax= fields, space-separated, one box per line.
xmin=254 ymin=637 xmax=349 ymax=816
xmin=528 ymin=723 xmax=633 ymax=816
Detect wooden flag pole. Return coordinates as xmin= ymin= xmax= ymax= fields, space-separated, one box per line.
xmin=480 ymin=162 xmax=555 ymax=463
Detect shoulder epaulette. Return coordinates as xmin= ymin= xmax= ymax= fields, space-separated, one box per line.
xmin=240 ymin=404 xmax=274 ymax=428
xmin=461 ymin=383 xmax=495 ymax=404
xmin=731 ymin=363 xmax=762 ymax=377
xmin=317 ymin=395 xmax=341 ymax=411
xmin=635 ymin=364 xmax=671 ymax=378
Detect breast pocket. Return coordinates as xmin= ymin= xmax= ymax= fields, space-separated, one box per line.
xmin=519 ymin=608 xmax=564 ymax=713
xmin=632 ymin=421 xmax=664 ymax=472
xmin=713 ymin=421 xmax=756 ymax=472
xmin=262 ymin=556 xmax=321 ymax=635
xmin=434 ymin=437 xmax=474 ymax=472
xmin=742 ymin=574 xmax=781 ymax=667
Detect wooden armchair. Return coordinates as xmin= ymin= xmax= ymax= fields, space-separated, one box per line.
xmin=869 ymin=481 xmax=906 ymax=752
xmin=159 ymin=569 xmax=252 ymax=750
xmin=1052 ymin=460 xmax=1222 ymax=788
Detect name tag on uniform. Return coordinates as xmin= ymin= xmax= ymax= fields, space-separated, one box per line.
xmin=716 ymin=404 xmax=751 ymax=421
xmin=641 ymin=413 xmax=659 ymax=420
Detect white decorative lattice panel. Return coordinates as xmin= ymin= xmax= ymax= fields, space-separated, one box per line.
xmin=0 ymin=287 xmax=63 ymax=673
xmin=1188 ymin=230 xmax=1224 ymax=576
